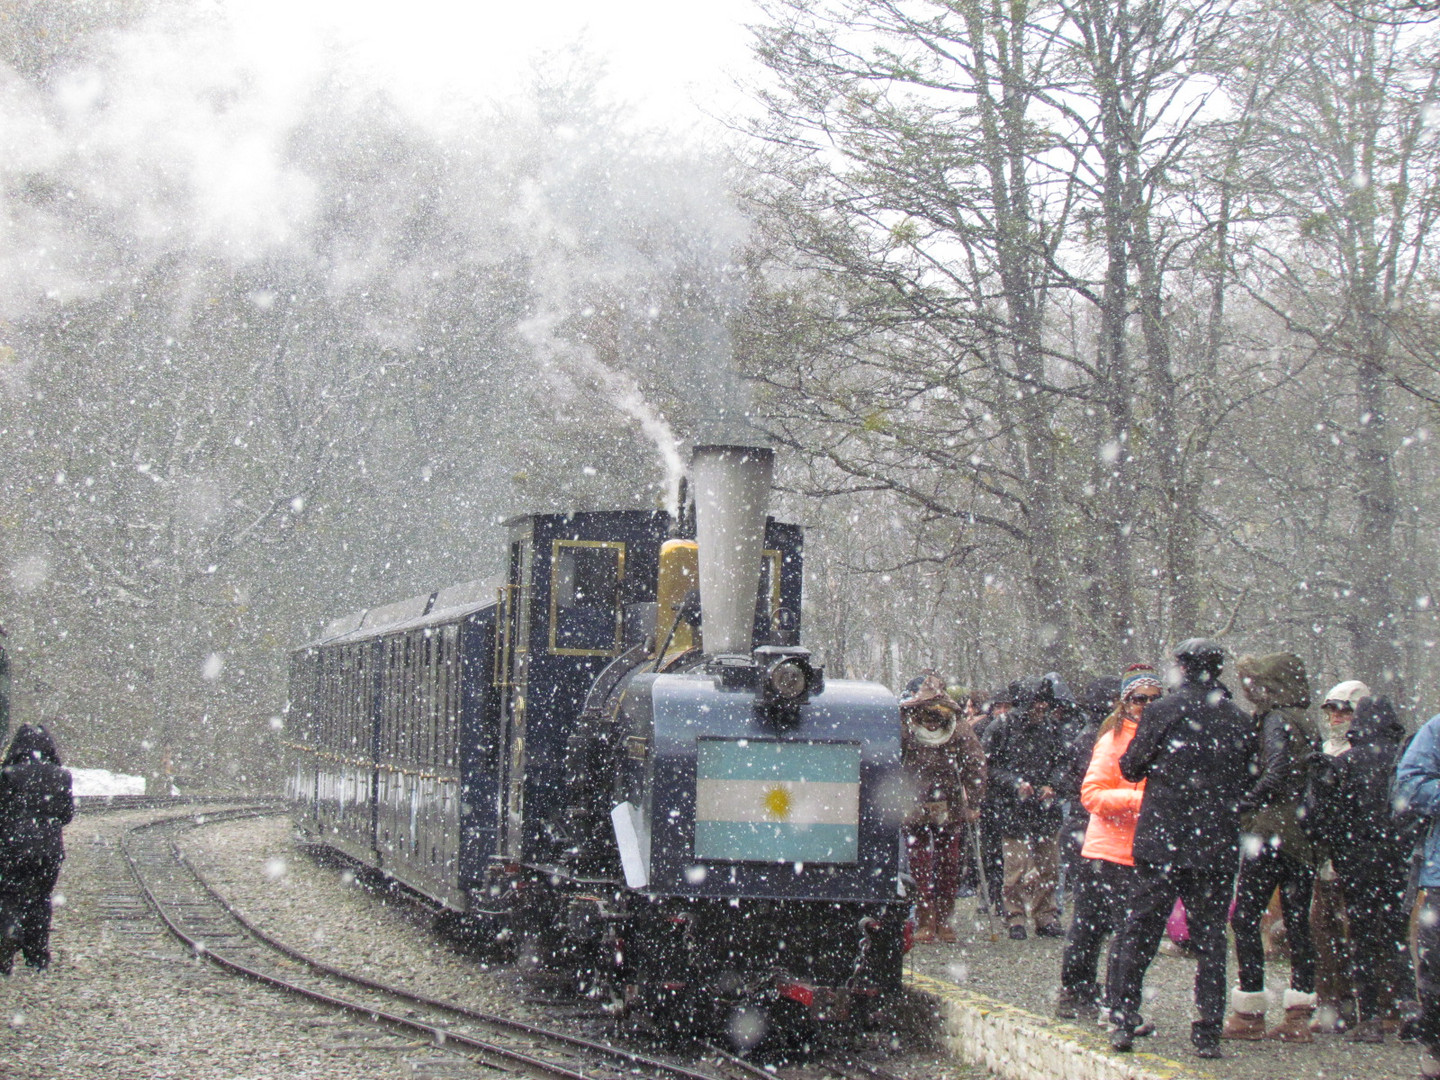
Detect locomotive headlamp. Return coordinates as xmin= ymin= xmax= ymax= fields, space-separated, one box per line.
xmin=769 ymin=658 xmax=809 ymax=700
xmin=752 ymin=645 xmax=823 ymax=724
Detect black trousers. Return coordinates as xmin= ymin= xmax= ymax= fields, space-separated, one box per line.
xmin=0 ymin=867 xmax=59 ymax=970
xmin=1060 ymin=856 xmax=1137 ymax=1005
xmin=1060 ymin=807 xmax=1088 ymax=894
xmin=1109 ymin=860 xmax=1234 ymax=1025
xmin=1417 ymin=890 xmax=1440 ymax=1050
xmin=978 ymin=802 xmax=1006 ymax=910
xmin=1233 ymin=845 xmax=1316 ymax=994
xmin=1339 ymin=861 xmax=1415 ymax=1020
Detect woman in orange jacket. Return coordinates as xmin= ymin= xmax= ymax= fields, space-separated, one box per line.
xmin=1055 ymin=664 xmax=1161 ymax=1021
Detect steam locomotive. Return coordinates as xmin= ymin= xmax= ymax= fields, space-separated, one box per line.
xmin=286 ymin=444 xmax=909 ymax=1040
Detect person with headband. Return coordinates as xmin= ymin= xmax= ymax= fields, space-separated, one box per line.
xmin=1055 ymin=664 xmax=1159 ymax=1025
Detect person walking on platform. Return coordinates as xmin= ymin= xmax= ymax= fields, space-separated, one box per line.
xmin=982 ymin=675 xmax=1068 ymax=940
xmin=1107 ymin=640 xmax=1258 ymax=1058
xmin=1396 ymin=710 xmax=1440 ymax=1078
xmin=1306 ymin=695 xmax=1419 ymax=1043
xmin=900 ymin=675 xmax=986 ymax=944
xmin=0 ymin=724 xmax=74 ymax=973
xmin=1056 ymin=665 xmax=1159 ymax=1022
xmin=1225 ymin=653 xmax=1323 ymax=1042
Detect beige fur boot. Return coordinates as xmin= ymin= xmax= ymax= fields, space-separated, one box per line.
xmin=1266 ymin=989 xmax=1317 ymax=1042
xmin=1222 ymin=988 xmax=1269 ymax=1040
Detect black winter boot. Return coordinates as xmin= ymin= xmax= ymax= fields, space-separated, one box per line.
xmin=1192 ymin=1020 xmax=1223 ymax=1059
xmin=1109 ymin=1010 xmax=1138 ymax=1052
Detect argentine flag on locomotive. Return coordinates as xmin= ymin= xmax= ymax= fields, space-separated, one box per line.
xmin=694 ymin=739 xmax=861 ymax=864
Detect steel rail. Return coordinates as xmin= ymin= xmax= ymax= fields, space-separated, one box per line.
xmin=121 ymin=807 xmax=734 ymax=1080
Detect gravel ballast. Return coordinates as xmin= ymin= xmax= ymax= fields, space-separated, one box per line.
xmin=0 ymin=807 xmax=983 ymax=1079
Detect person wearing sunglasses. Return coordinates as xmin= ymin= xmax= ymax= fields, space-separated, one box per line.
xmin=1305 ymin=695 xmax=1420 ymax=1044
xmin=1055 ymin=665 xmax=1160 ymax=1024
xmin=1308 ymin=679 xmax=1369 ymax=1034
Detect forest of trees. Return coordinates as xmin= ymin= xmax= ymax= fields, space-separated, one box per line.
xmin=3 ymin=0 xmax=1440 ymax=784
xmin=740 ymin=0 xmax=1440 ymax=704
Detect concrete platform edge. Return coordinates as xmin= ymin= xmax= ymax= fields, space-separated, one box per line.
xmin=903 ymin=968 xmax=1215 ymax=1080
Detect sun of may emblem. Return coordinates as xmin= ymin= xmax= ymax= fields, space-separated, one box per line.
xmin=763 ymin=785 xmax=792 ymax=821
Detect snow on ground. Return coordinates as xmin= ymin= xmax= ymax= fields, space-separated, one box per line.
xmin=69 ymin=767 xmax=146 ymax=796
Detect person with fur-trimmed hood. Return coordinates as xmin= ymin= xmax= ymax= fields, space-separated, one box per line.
xmin=1223 ymin=653 xmax=1323 ymax=1042
xmin=982 ymin=674 xmax=1069 ymax=939
xmin=0 ymin=724 xmax=73 ymax=973
xmin=900 ymin=674 xmax=986 ymax=943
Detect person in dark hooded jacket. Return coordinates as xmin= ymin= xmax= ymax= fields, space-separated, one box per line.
xmin=973 ymin=683 xmax=1018 ymax=915
xmin=1225 ymin=653 xmax=1323 ymax=1042
xmin=1059 ymin=677 xmax=1123 ymax=890
xmin=0 ymin=724 xmax=73 ymax=972
xmin=1304 ymin=696 xmax=1419 ymax=1042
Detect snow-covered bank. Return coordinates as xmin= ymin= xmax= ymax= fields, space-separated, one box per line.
xmin=68 ymin=768 xmax=146 ymax=797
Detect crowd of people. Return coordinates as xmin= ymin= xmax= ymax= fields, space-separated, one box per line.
xmin=898 ymin=639 xmax=1440 ymax=1074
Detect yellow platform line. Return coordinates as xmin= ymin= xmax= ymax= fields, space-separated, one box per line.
xmin=904 ymin=966 xmax=1214 ymax=1080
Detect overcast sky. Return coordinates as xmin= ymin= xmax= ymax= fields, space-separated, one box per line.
xmin=228 ymin=0 xmax=765 ymax=134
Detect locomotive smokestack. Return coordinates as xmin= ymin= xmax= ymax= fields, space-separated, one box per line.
xmin=690 ymin=443 xmax=774 ymax=657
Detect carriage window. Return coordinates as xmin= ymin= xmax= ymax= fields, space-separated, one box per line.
xmin=549 ymin=540 xmax=625 ymax=655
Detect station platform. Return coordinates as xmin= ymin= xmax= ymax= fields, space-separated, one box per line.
xmin=902 ymin=906 xmax=1419 ymax=1080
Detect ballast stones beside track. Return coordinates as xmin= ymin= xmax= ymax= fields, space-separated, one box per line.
xmin=0 ymin=806 xmax=493 ymax=1080
xmin=3 ymin=807 xmax=977 ymax=1080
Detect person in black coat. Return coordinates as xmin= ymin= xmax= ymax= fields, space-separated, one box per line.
xmin=0 ymin=724 xmax=74 ymax=973
xmin=1106 ymin=640 xmax=1259 ymax=1058
xmin=1225 ymin=652 xmax=1323 ymax=1041
xmin=1059 ymin=677 xmax=1123 ymax=893
xmin=982 ymin=675 xmax=1069 ymax=939
xmin=973 ymin=682 xmax=1017 ymax=915
xmin=1305 ymin=696 xmax=1420 ymax=1042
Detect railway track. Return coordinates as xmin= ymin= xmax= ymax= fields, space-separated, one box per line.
xmin=76 ymin=793 xmax=282 ymax=814
xmin=118 ymin=805 xmax=836 ymax=1080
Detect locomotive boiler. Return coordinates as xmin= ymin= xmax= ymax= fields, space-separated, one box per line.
xmin=286 ymin=443 xmax=909 ymax=1042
